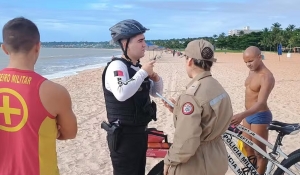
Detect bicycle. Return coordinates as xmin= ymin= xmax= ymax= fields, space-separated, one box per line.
xmin=148 ymin=120 xmax=300 ymax=175
xmin=225 ymin=120 xmax=300 ymax=175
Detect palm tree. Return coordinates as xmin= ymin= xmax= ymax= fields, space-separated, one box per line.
xmin=271 ymin=22 xmax=282 ymax=30
xmin=217 ymin=33 xmax=227 ymax=50
xmin=284 ymin=25 xmax=296 ymax=50
xmin=271 ymin=22 xmax=283 ymax=51
xmin=286 ymin=24 xmax=296 ymax=32
xmin=259 ymin=28 xmax=271 ymax=51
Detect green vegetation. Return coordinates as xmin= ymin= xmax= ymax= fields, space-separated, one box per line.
xmin=148 ymin=22 xmax=300 ymax=52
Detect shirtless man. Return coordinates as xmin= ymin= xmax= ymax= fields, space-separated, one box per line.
xmin=231 ymin=46 xmax=275 ymax=175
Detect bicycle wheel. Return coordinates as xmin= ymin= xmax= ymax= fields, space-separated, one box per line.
xmin=147 ymin=160 xmax=164 ymax=175
xmin=274 ymin=153 xmax=300 ymax=175
xmin=286 ymin=149 xmax=300 ymax=159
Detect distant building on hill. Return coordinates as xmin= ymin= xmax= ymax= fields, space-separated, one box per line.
xmin=228 ymin=26 xmax=261 ymax=36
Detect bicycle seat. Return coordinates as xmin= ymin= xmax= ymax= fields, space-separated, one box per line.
xmin=267 ymin=124 xmax=300 ymax=135
xmin=271 ymin=120 xmax=299 ymax=127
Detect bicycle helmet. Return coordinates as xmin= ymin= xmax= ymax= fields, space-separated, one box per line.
xmin=109 ymin=19 xmax=149 ymax=62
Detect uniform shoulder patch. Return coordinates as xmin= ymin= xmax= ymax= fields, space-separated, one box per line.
xmin=182 ymin=102 xmax=194 ymax=115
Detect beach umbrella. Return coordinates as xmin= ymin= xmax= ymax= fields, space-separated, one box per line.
xmin=145 ymin=41 xmax=159 ymax=50
xmin=145 ymin=41 xmax=159 ymax=58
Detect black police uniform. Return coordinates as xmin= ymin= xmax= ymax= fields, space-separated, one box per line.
xmin=101 ymin=58 xmax=157 ymax=175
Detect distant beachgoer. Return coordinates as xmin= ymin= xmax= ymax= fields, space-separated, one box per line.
xmin=231 ymin=46 xmax=275 ymax=174
xmin=0 ymin=17 xmax=78 ymax=175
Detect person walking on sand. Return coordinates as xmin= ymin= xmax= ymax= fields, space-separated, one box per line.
xmin=0 ymin=17 xmax=78 ymax=175
xmin=162 ymin=39 xmax=233 ymax=175
xmin=231 ymin=46 xmax=275 ymax=175
xmin=101 ymin=19 xmax=164 ymax=175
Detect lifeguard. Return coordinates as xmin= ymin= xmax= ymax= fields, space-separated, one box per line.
xmin=0 ymin=17 xmax=78 ymax=175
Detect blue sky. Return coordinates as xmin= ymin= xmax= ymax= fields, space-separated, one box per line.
xmin=0 ymin=0 xmax=299 ymax=42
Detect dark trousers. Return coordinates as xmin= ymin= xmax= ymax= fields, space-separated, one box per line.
xmin=107 ymin=129 xmax=148 ymax=175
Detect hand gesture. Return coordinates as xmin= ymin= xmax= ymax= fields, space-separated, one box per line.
xmin=141 ymin=60 xmax=155 ymax=76
xmin=231 ymin=113 xmax=244 ymax=126
xmin=149 ymin=72 xmax=160 ymax=82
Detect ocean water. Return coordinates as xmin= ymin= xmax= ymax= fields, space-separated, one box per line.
xmin=0 ymin=48 xmax=122 ymax=79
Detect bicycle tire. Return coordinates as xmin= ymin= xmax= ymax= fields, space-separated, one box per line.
xmin=286 ymin=149 xmax=300 ymax=159
xmin=273 ymin=153 xmax=300 ymax=175
xmin=147 ymin=160 xmax=164 ymax=175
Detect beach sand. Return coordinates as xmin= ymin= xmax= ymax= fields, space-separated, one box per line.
xmin=52 ymin=50 xmax=300 ymax=175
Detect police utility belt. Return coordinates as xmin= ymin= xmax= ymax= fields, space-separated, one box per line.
xmin=101 ymin=121 xmax=147 ymax=150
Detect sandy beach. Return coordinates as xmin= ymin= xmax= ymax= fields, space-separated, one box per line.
xmin=52 ymin=50 xmax=300 ymax=175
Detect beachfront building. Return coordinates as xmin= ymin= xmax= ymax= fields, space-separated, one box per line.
xmin=228 ymin=26 xmax=261 ymax=36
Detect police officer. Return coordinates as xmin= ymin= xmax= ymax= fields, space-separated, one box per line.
xmin=162 ymin=39 xmax=233 ymax=175
xmin=101 ymin=19 xmax=164 ymax=175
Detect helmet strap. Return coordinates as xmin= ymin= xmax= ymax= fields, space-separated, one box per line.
xmin=124 ymin=38 xmax=131 ymax=60
xmin=118 ymin=39 xmax=132 ymax=62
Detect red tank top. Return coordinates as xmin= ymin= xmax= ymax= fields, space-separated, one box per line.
xmin=0 ymin=68 xmax=59 ymax=175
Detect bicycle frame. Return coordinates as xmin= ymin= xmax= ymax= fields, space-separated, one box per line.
xmin=227 ymin=153 xmax=247 ymax=175
xmin=223 ymin=128 xmax=296 ymax=175
xmin=236 ymin=124 xmax=300 ymax=173
xmin=223 ymin=133 xmax=259 ymax=175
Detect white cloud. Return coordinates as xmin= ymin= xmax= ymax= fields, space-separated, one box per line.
xmin=86 ymin=2 xmax=134 ymax=10
xmin=35 ymin=19 xmax=68 ymax=31
xmin=86 ymin=3 xmax=108 ymax=10
xmin=1 ymin=0 xmax=300 ymax=41
xmin=113 ymin=4 xmax=134 ymax=9
xmin=34 ymin=18 xmax=104 ymax=32
xmin=131 ymin=0 xmax=300 ymax=16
